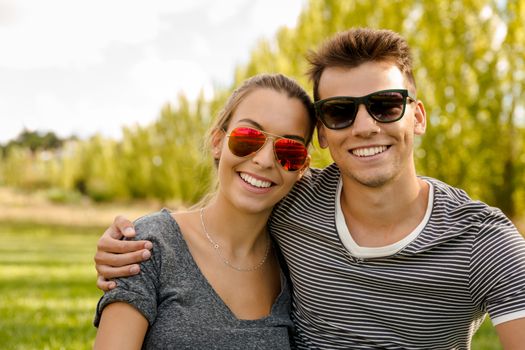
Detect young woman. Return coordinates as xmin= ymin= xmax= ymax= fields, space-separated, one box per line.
xmin=93 ymin=73 xmax=316 ymax=349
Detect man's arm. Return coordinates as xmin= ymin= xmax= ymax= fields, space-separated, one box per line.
xmin=94 ymin=216 xmax=152 ymax=291
xmin=495 ymin=318 xmax=525 ymax=350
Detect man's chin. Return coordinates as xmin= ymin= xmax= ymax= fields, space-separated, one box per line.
xmin=351 ymin=173 xmax=393 ymax=188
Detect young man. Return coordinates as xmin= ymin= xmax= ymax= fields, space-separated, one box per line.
xmin=95 ymin=28 xmax=525 ymax=348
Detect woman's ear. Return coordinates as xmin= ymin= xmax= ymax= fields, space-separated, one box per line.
xmin=210 ymin=128 xmax=225 ymax=160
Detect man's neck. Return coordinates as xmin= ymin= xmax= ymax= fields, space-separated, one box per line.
xmin=339 ymin=174 xmax=430 ymax=248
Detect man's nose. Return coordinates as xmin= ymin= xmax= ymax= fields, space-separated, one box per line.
xmin=351 ymin=104 xmax=380 ymax=137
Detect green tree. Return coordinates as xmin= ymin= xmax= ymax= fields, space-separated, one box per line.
xmin=4 ymin=129 xmax=63 ymax=153
xmin=234 ymin=0 xmax=525 ymax=216
xmin=412 ymin=0 xmax=524 ymax=217
xmin=1 ymin=0 xmax=523 ymax=218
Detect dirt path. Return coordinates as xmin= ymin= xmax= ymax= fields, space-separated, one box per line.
xmin=0 ymin=187 xmax=175 ymax=227
xmin=0 ymin=187 xmax=522 ymax=233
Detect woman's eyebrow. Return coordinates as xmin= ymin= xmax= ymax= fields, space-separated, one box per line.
xmin=235 ymin=118 xmax=306 ymax=143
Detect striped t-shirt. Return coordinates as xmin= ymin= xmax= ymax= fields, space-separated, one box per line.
xmin=269 ymin=163 xmax=525 ymax=349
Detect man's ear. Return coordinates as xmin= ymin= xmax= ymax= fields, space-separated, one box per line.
xmin=413 ymin=100 xmax=427 ymax=135
xmin=317 ymin=122 xmax=329 ymax=149
xmin=210 ymin=128 xmax=225 ymax=159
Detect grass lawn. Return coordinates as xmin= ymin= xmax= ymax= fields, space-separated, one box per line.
xmin=0 ymin=221 xmax=102 ymax=350
xmin=0 ymin=220 xmax=504 ymax=349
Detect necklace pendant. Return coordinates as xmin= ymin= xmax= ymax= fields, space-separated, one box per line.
xmin=200 ymin=207 xmax=271 ymax=272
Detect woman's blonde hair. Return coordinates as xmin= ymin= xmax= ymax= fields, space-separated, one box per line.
xmin=194 ymin=73 xmax=316 ymax=208
xmin=208 ymin=73 xmax=315 ymax=149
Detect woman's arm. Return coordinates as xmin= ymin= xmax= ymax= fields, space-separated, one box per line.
xmin=94 ymin=302 xmax=149 ymax=350
xmin=495 ymin=317 xmax=525 ymax=350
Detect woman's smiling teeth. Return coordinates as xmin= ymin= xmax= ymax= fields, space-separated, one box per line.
xmin=352 ymin=145 xmax=388 ymax=157
xmin=240 ymin=173 xmax=272 ymax=188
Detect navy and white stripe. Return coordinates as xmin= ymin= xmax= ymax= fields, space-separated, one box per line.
xmin=269 ymin=163 xmax=525 ymax=349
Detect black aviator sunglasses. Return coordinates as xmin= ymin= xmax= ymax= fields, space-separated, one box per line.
xmin=314 ymin=89 xmax=417 ymax=130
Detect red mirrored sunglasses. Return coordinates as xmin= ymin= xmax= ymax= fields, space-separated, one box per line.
xmin=227 ymin=127 xmax=308 ymax=171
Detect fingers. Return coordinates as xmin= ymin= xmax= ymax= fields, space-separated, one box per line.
xmin=94 ymin=215 xmax=152 ymax=290
xmin=95 ymin=250 xmax=151 ymax=290
xmin=96 ymin=261 xmax=141 ymax=280
xmin=106 ymin=215 xmax=136 ymax=240
xmin=94 ymin=249 xmax=150 ymax=281
xmin=97 ymin=233 xmax=152 ymax=255
xmin=94 ymin=249 xmax=151 ymax=267
xmin=114 ymin=215 xmax=137 ymax=238
xmin=97 ymin=275 xmax=117 ymax=292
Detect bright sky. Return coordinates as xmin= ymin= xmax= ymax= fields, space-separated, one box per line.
xmin=0 ymin=0 xmax=307 ymax=143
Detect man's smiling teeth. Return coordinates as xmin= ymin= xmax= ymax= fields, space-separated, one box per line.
xmin=240 ymin=173 xmax=272 ymax=188
xmin=352 ymin=146 xmax=387 ymax=157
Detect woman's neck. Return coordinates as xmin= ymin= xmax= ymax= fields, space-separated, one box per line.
xmin=199 ymin=199 xmax=271 ymax=255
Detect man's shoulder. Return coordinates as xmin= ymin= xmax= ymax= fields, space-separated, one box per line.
xmin=296 ymin=163 xmax=340 ymax=190
xmin=272 ymin=164 xmax=340 ymax=216
xmin=423 ymin=176 xmax=517 ymax=232
xmin=423 ymin=177 xmax=472 ymax=202
xmin=280 ymin=163 xmax=340 ymax=203
xmin=424 ymin=176 xmax=486 ymax=210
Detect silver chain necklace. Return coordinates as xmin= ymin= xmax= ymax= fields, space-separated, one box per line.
xmin=199 ymin=207 xmax=271 ymax=272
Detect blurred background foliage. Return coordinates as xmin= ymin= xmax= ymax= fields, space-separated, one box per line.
xmin=1 ymin=0 xmax=524 ymax=219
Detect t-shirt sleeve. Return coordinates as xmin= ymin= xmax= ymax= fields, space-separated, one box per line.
xmin=94 ymin=212 xmax=170 ymax=326
xmin=470 ymin=210 xmax=525 ymax=325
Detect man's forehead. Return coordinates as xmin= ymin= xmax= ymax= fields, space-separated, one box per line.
xmin=318 ymin=63 xmax=406 ymax=98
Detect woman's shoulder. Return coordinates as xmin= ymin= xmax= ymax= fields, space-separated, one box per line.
xmin=132 ymin=208 xmax=180 ymax=242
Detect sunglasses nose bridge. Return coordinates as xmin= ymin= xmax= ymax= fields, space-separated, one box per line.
xmin=352 ymin=101 xmax=371 ymax=122
xmin=352 ymin=95 xmax=372 ymax=118
xmin=250 ymin=135 xmax=277 ymax=168
xmin=341 ymin=97 xmax=368 ymax=128
xmin=352 ymin=103 xmax=381 ymax=134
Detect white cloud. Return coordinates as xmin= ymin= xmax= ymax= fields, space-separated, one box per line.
xmin=206 ymin=0 xmax=246 ymax=24
xmin=128 ymin=53 xmax=214 ymax=104
xmin=0 ymin=0 xmax=306 ymax=142
xmin=251 ymin=0 xmax=304 ymax=34
xmin=0 ymin=0 xmax=206 ymax=69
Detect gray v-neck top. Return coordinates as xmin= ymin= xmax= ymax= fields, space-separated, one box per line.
xmin=94 ymin=209 xmax=293 ymax=349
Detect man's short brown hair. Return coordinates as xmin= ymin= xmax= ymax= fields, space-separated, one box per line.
xmin=307 ymin=28 xmax=416 ymax=100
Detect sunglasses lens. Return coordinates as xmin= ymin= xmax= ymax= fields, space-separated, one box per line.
xmin=318 ymin=100 xmax=357 ymax=129
xmin=274 ymin=139 xmax=308 ymax=171
xmin=228 ymin=127 xmax=266 ymax=157
xmin=368 ymin=91 xmax=406 ymax=122
xmin=228 ymin=127 xmax=307 ymax=171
